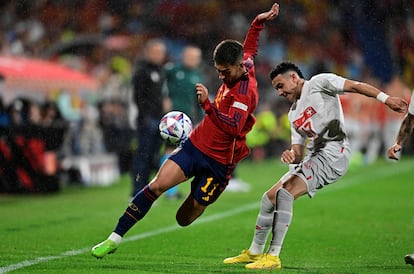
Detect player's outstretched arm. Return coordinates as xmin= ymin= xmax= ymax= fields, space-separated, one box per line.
xmin=243 ymin=2 xmax=280 ymax=58
xmin=387 ymin=113 xmax=414 ymax=160
xmin=343 ymin=79 xmax=408 ymax=113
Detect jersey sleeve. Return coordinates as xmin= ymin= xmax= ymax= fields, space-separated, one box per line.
xmin=243 ymin=17 xmax=265 ymax=58
xmin=290 ymin=122 xmax=306 ymax=146
xmin=202 ymin=83 xmax=255 ymax=138
xmin=310 ymin=73 xmax=347 ymax=96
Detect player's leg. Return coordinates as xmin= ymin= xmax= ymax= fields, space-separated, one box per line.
xmin=223 ymin=180 xmax=283 ymax=264
xmin=225 ymin=170 xmax=302 ymax=264
xmin=91 ymin=159 xmax=187 ymax=258
xmin=162 ymin=144 xmax=182 ymax=199
xmin=269 ymin=176 xmax=307 ymax=253
xmin=223 ymin=192 xmax=275 ymax=264
xmin=249 ymin=181 xmax=283 ymax=254
xmin=175 ymin=194 xmax=206 ymax=226
xmin=176 ymin=170 xmax=227 ymax=226
xmin=248 ymin=146 xmax=350 ymax=269
xmin=246 ymin=175 xmax=307 ymax=270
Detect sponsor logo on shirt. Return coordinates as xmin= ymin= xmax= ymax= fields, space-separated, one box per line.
xmin=232 ymin=101 xmax=248 ymax=111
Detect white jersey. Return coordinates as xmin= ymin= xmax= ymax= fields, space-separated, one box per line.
xmin=288 ymin=73 xmax=350 ymax=155
xmin=283 ymin=73 xmax=351 ymax=197
xmin=408 ymin=90 xmax=414 ymax=115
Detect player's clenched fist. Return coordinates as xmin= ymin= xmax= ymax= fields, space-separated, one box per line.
xmin=195 ymin=83 xmax=208 ymax=104
xmin=280 ymin=149 xmax=295 ymax=164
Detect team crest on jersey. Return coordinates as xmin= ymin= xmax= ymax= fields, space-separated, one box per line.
xmin=293 ymin=106 xmax=317 ymax=128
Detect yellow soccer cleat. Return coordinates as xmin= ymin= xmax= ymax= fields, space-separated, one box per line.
xmin=245 ymin=253 xmax=281 ymax=270
xmin=223 ymin=249 xmax=262 ymax=264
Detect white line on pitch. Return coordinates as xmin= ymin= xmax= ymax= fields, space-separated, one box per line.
xmin=0 ymin=202 xmax=260 ymax=274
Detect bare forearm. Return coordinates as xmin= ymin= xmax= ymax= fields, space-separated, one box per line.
xmin=395 ymin=113 xmax=414 ymax=146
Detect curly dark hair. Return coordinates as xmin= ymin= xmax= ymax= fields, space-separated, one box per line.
xmin=269 ymin=61 xmax=304 ymax=80
xmin=213 ymin=39 xmax=244 ymax=66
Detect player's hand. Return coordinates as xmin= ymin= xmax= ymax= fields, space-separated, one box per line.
xmin=257 ymin=3 xmax=279 ymax=22
xmin=386 ymin=97 xmax=408 ymax=113
xmin=387 ymin=143 xmax=401 ymax=160
xmin=195 ymin=83 xmax=208 ymax=104
xmin=162 ymin=97 xmax=172 ymax=113
xmin=280 ymin=149 xmax=295 ymax=164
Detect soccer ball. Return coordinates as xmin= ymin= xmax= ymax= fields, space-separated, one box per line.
xmin=159 ymin=111 xmax=193 ymax=145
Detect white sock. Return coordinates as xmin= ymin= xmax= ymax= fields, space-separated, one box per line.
xmin=249 ymin=193 xmax=274 ymax=254
xmin=109 ymin=232 xmax=122 ymax=244
xmin=268 ymin=188 xmax=293 ymax=257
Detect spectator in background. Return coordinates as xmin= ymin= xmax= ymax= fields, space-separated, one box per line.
xmin=8 ymin=98 xmax=28 ymax=126
xmin=0 ymin=96 xmax=10 ymax=127
xmin=131 ymin=38 xmax=171 ymax=196
xmin=79 ymin=104 xmax=104 ymax=155
xmin=41 ymin=100 xmax=68 ymax=154
xmin=27 ymin=100 xmax=42 ymax=125
xmin=165 ymin=45 xmax=204 ymax=125
xmin=161 ymin=45 xmax=204 ymax=199
xmin=98 ymin=99 xmax=133 ymax=174
xmin=56 ymin=92 xmax=82 ymax=156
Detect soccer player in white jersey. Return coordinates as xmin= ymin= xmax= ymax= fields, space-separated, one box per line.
xmin=386 ymin=90 xmax=414 ymax=265
xmin=223 ymin=61 xmax=408 ymax=270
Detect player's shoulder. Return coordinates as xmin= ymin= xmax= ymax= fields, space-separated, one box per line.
xmin=308 ymin=73 xmax=345 ymax=90
xmin=243 ymin=56 xmax=254 ymax=70
xmin=309 ymin=73 xmax=339 ymax=82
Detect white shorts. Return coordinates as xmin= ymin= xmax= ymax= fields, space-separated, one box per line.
xmin=280 ymin=143 xmax=350 ymax=198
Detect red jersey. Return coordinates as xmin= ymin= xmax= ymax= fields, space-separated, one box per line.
xmin=189 ymin=17 xmax=265 ymax=165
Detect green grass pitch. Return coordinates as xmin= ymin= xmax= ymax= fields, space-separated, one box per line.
xmin=1 ymin=157 xmax=413 ymax=273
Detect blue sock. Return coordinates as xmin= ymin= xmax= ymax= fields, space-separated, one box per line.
xmin=114 ymin=185 xmax=158 ymax=236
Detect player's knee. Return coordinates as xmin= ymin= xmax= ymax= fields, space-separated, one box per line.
xmin=176 ymin=215 xmax=192 ymax=227
xmin=265 ymin=181 xmax=283 ymax=201
xmin=275 ymin=188 xmax=294 ymax=212
xmin=176 ymin=210 xmax=197 ymax=227
xmin=148 ymin=183 xmax=164 ymax=196
xmin=276 ymin=188 xmax=294 ymax=202
xmin=265 ymin=189 xmax=277 ymax=202
xmin=176 ymin=203 xmax=204 ymax=227
xmin=261 ymin=192 xmax=275 ymax=214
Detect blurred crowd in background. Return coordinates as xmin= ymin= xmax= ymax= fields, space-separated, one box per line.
xmin=0 ymin=0 xmax=413 ymax=193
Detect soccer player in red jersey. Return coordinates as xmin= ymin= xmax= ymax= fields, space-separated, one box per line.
xmin=91 ymin=3 xmax=280 ymax=259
